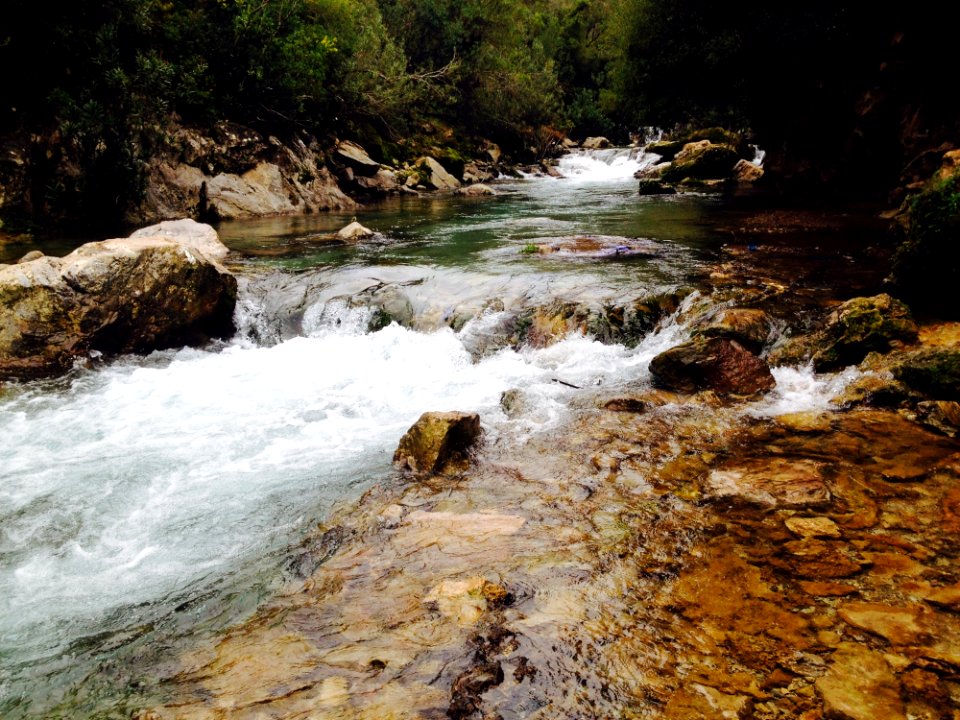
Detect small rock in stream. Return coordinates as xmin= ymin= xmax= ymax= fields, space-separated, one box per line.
xmin=393 ymin=411 xmax=481 ymax=475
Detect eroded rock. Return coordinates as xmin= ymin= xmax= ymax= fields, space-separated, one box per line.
xmin=393 ymin=411 xmax=482 ymax=475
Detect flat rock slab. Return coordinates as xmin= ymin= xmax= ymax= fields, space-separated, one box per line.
xmin=530 ymin=235 xmax=659 ymax=259
xmin=705 ymin=458 xmax=830 ymax=508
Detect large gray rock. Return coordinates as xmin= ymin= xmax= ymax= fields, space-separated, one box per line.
xmin=335 ymin=140 xmax=380 ymax=176
xmin=416 ymin=157 xmax=461 ymax=191
xmin=0 ymin=219 xmax=236 ymax=379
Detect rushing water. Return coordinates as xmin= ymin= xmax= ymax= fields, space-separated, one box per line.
xmin=0 ymin=149 xmax=851 ymax=717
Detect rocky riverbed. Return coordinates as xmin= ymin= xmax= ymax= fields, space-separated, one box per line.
xmin=125 ymin=238 xmax=960 ymax=720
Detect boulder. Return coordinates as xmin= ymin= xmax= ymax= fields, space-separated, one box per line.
xmin=661 ymin=141 xmax=740 ymax=183
xmin=393 ymin=411 xmax=482 ymax=475
xmin=812 ymin=294 xmax=919 ymax=371
xmin=634 ymin=162 xmax=671 ymax=179
xmin=335 ymin=140 xmax=380 ymax=176
xmin=582 ymin=136 xmax=611 ymax=150
xmin=416 ymin=157 xmax=461 ymax=191
xmin=0 ymin=219 xmax=237 ymax=379
xmin=483 ymin=142 xmax=502 ymax=164
xmin=456 ymin=184 xmax=497 ymax=197
xmin=337 ymin=220 xmax=375 ymax=241
xmin=17 ymin=250 xmax=43 ymax=264
xmin=649 ymin=337 xmax=776 ymax=395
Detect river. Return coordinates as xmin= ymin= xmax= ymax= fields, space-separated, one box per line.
xmin=0 ymin=150 xmax=887 ymax=717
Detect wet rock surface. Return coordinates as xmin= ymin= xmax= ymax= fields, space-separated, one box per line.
xmin=650 ymin=336 xmax=776 ymax=395
xmin=134 ymin=361 xmax=960 ymax=720
xmin=393 ymin=411 xmax=482 ymax=475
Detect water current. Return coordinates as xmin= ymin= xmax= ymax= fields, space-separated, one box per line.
xmin=0 ymin=149 xmax=849 ymax=717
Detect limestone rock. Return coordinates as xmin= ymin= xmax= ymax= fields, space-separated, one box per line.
xmin=335 ymin=140 xmax=380 ymax=176
xmin=0 ymin=219 xmax=236 ymax=379
xmin=705 ymin=458 xmax=830 ymax=508
xmin=17 ymin=250 xmax=43 ymax=263
xmin=733 ymin=158 xmax=764 ymax=182
xmin=337 ymin=221 xmax=375 ymax=241
xmin=644 ymin=139 xmax=686 ymax=161
xmin=416 ymin=157 xmax=461 ymax=191
xmin=815 ymin=643 xmax=906 ymax=720
xmin=915 ymin=400 xmax=960 ymax=436
xmin=649 ymin=337 xmax=776 ymax=395
xmin=393 ymin=411 xmax=482 ymax=475
xmin=582 ymin=136 xmax=611 ymax=149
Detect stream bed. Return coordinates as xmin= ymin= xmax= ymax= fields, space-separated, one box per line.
xmin=3 ymin=150 xmax=958 ymax=719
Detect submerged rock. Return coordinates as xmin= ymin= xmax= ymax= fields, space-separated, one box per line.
xmin=455 ymin=183 xmax=497 ymax=197
xmin=0 ymin=219 xmax=236 ymax=380
xmin=637 ymin=179 xmax=676 ymax=195
xmin=705 ymin=458 xmax=830 ymax=508
xmin=393 ymin=411 xmax=482 ymax=475
xmin=649 ymin=337 xmax=775 ymax=395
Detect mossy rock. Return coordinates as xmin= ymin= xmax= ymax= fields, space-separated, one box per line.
xmin=645 ymin=140 xmax=686 ymax=161
xmin=393 ymin=411 xmax=481 ymax=475
xmin=661 ymin=143 xmax=740 ymax=183
xmin=888 ymin=173 xmax=960 ymax=316
xmin=812 ymin=294 xmax=919 ymax=371
xmin=434 ymin=147 xmax=467 ymax=180
xmin=891 ymin=349 xmax=960 ymax=400
xmin=638 ymin=179 xmax=676 ymax=195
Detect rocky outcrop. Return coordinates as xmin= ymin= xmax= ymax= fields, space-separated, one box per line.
xmin=335 ymin=140 xmax=380 ymax=176
xmin=0 ymin=219 xmax=236 ymax=379
xmin=134 ymin=122 xmax=356 ymax=224
xmin=649 ymin=337 xmax=776 ymax=395
xmin=393 ymin=411 xmax=482 ymax=475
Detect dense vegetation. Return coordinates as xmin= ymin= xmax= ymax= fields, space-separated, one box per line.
xmin=0 ymin=1 xmax=955 ymax=225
